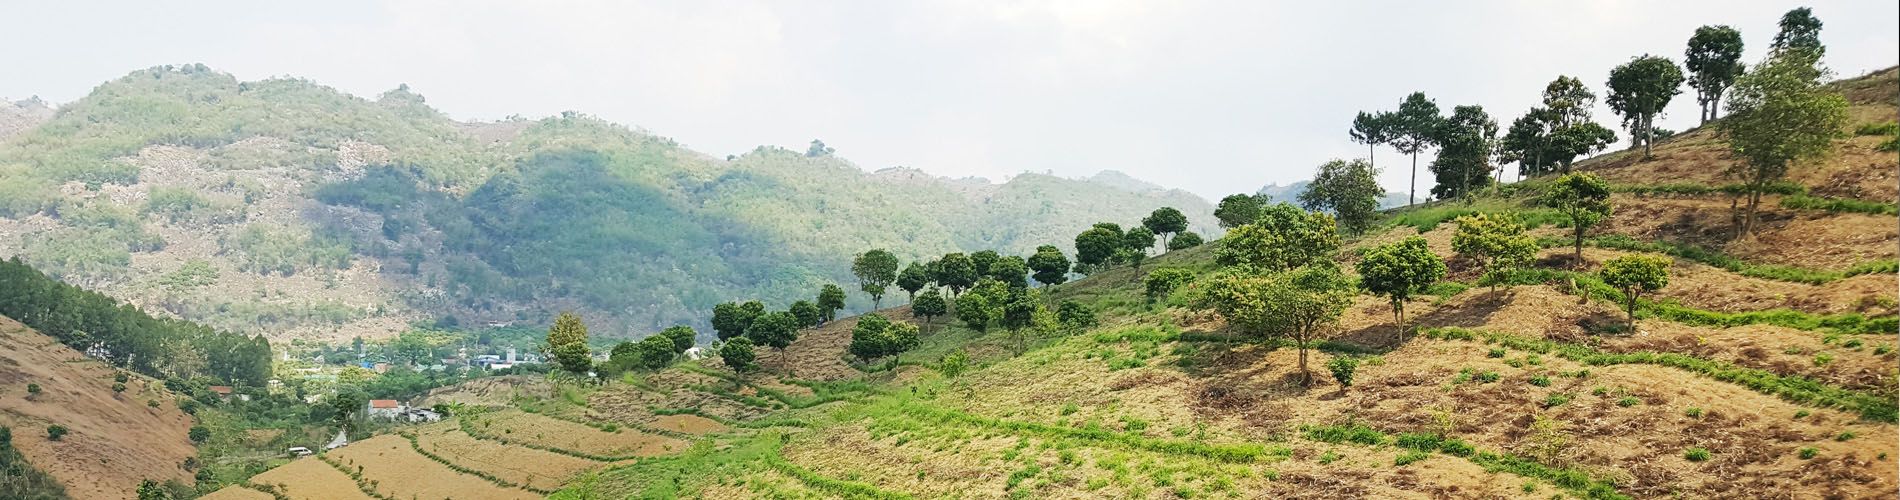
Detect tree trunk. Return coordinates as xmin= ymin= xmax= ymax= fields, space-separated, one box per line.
xmin=1573 ymin=225 xmax=1585 ymax=269
xmin=1393 ymin=300 xmax=1406 ymax=342
xmin=1298 ymin=344 xmax=1310 ymax=385
xmin=1369 ymin=143 xmax=1375 ymax=166
xmin=1625 ymin=295 xmax=1637 ymax=330
xmin=1409 ymin=152 xmax=1419 ymax=206
xmin=1641 ymin=114 xmax=1653 ymax=158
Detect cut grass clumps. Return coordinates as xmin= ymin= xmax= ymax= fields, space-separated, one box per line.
xmin=1468 ymin=451 xmax=1631 ymax=500
xmin=1421 ymin=327 xmax=1899 ymax=422
xmin=1568 ymin=234 xmax=1898 ymax=286
xmin=1303 ymin=424 xmax=1388 ymax=446
xmin=1544 ymin=393 xmax=1573 ymax=408
xmin=1798 ymin=447 xmax=1819 ymax=460
xmin=1393 ymin=450 xmax=1430 ymax=466
xmin=1780 ymin=194 xmax=1899 ymax=216
xmin=1684 ymin=407 xmax=1703 ymax=419
xmin=1684 ymin=447 xmax=1711 ymax=462
xmin=1529 ymin=375 xmax=1551 ymax=387
xmin=1616 ymin=396 xmax=1641 ymax=407
xmin=1611 ymin=181 xmax=1804 ymax=197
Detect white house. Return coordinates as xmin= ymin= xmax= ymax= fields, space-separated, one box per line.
xmin=366 ymin=399 xmax=404 ymax=420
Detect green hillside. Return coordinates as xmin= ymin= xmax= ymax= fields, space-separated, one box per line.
xmin=0 ymin=65 xmax=1218 ymax=339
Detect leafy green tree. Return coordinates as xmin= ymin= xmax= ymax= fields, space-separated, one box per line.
xmin=1601 ymin=255 xmax=1672 ymax=329
xmin=1144 ymin=268 xmax=1195 ymax=300
xmin=44 ymin=425 xmax=67 ymax=441
xmin=1167 ymin=231 xmax=1203 ymax=250
xmin=969 ymin=250 xmax=1000 ymax=277
xmin=1213 ymin=194 xmax=1262 ymax=229
xmin=1349 ymin=111 xmax=1396 ymax=166
xmin=1502 ymin=77 xmax=1617 ymax=177
xmin=788 ymin=300 xmax=821 ymax=328
xmin=988 ymin=255 xmax=1029 ymax=288
xmin=1056 ymin=300 xmax=1096 ymax=331
xmin=711 ymin=302 xmax=754 ymax=340
xmin=1390 ymin=92 xmax=1443 ymax=206
xmin=848 ymin=313 xmax=892 ymax=360
xmin=852 ymin=249 xmax=900 ymax=309
xmin=936 ymin=253 xmax=978 ymax=296
xmin=1429 ymin=105 xmax=1498 ymax=201
xmin=1771 ymin=7 xmax=1824 ymax=59
xmin=1685 ymin=25 xmax=1746 ymax=123
xmin=1298 ymin=158 xmax=1382 ymax=233
xmin=1194 ymin=265 xmax=1354 ymax=384
xmin=818 ymin=284 xmax=847 ymax=322
xmin=330 ymin=386 xmax=366 ymax=430
xmin=746 ymin=311 xmax=800 ymax=367
xmin=954 ymin=291 xmax=990 ymax=331
xmin=1214 ymin=203 xmax=1339 ymax=272
xmin=389 ymin=331 xmax=431 ymax=367
xmin=805 ymin=139 xmax=835 ymax=157
xmin=1543 ymin=173 xmax=1614 ymax=264
xmin=1117 ymin=248 xmax=1146 ymax=272
xmin=895 ymin=262 xmax=930 ymax=302
xmin=137 ymin=479 xmax=170 ymax=500
xmin=633 ymin=334 xmax=676 ymax=369
xmin=1327 ymin=356 xmax=1359 ymax=389
xmin=1357 ymin=237 xmax=1445 ymax=338
xmin=939 ymin=349 xmax=970 ymax=378
xmin=610 ymin=340 xmax=639 ymax=358
xmin=1124 ymin=227 xmax=1156 ymax=256
xmin=188 ymin=425 xmax=209 ymax=443
xmin=1720 ymin=51 xmax=1846 ymax=237
xmin=885 ymin=322 xmax=921 ymax=361
xmin=1026 ymin=245 xmax=1071 ymax=287
xmin=1074 ymin=227 xmax=1122 ymax=271
xmin=1606 ymin=55 xmax=1685 ymax=158
xmin=912 ymin=287 xmax=947 ymax=325
xmin=719 ymin=337 xmax=756 ymax=373
xmin=1451 ymin=214 xmax=1538 ymax=292
xmin=1141 ymin=207 xmax=1189 ymax=249
xmin=546 ymin=311 xmax=592 ymax=375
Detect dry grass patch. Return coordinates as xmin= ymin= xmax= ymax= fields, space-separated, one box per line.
xmin=465 ymin=410 xmax=684 ymax=458
xmin=412 ymin=422 xmax=612 ymax=491
xmin=196 ymin=486 xmax=273 ymax=500
xmin=327 ymin=435 xmax=538 ymax=500
xmin=650 ymin=414 xmax=726 ymax=434
xmin=247 ymin=457 xmax=375 ymax=500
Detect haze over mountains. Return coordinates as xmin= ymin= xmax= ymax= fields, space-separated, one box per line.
xmin=0 ymin=66 xmax=1218 ymax=341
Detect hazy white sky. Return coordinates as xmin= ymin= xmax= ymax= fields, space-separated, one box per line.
xmin=5 ymin=1 xmax=1895 ymax=200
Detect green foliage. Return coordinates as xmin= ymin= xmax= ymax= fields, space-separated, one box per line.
xmin=546 ymin=311 xmax=592 ymax=375
xmin=1606 ymin=55 xmax=1685 ymax=156
xmin=1853 ymin=122 xmax=1897 ymax=136
xmin=846 ymin=314 xmax=918 ymax=361
xmin=1771 ymin=7 xmax=1825 ymax=58
xmin=1685 ymin=25 xmax=1746 ymax=122
xmin=1056 ymin=300 xmax=1097 ymax=332
xmin=1389 ymin=92 xmax=1444 ymax=204
xmin=788 ymin=300 xmax=821 ymax=328
xmin=1798 ymin=447 xmax=1818 ymax=459
xmin=1326 ymin=356 xmax=1359 ymax=387
xmin=852 ymin=249 xmax=900 ymax=308
xmin=1213 ymin=194 xmax=1261 ymax=229
xmin=818 ymin=284 xmax=847 ymax=322
xmin=142 ymin=187 xmax=241 ymax=224
xmin=1427 ymin=104 xmax=1497 ymax=201
xmin=1564 ymin=234 xmax=1894 ymax=285
xmin=1451 ymin=213 xmax=1537 ymax=287
xmin=1167 ymin=231 xmax=1203 ymax=250
xmin=44 ymin=425 xmax=66 ymax=441
xmin=1779 ymin=194 xmax=1899 ymax=216
xmin=1357 ymin=236 xmax=1446 ymax=332
xmin=1721 ymin=49 xmax=1848 ymax=234
xmin=953 ymin=290 xmax=991 ymax=331
xmin=1601 ymin=255 xmax=1671 ymax=327
xmin=720 ymin=337 xmax=756 ymax=372
xmin=0 ymin=426 xmax=69 ymax=499
xmin=1141 ymin=207 xmax=1189 ymax=247
xmin=219 ymin=224 xmax=352 ymax=276
xmin=1143 ymin=268 xmax=1195 ymax=300
xmin=1026 ymin=246 xmax=1071 ymax=286
xmin=188 ymin=425 xmax=210 ymax=443
xmin=1193 ymin=265 xmax=1353 ymax=382
xmin=938 ymin=349 xmax=970 ymax=378
xmin=746 ymin=311 xmax=801 ymax=351
xmin=1214 ymin=203 xmax=1339 ymax=272
xmin=1543 ymin=173 xmax=1613 ymax=261
xmin=157 ymin=258 xmax=220 ymax=291
xmin=912 ymin=288 xmax=948 ymax=324
xmin=1074 ymin=227 xmax=1122 ymax=270
xmin=1298 ymin=158 xmax=1382 ymax=233
xmin=895 ymin=262 xmax=930 ymax=302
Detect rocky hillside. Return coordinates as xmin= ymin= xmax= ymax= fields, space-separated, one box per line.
xmin=0 ymin=65 xmax=1219 ymax=342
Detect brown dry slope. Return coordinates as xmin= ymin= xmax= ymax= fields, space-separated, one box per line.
xmin=0 ymin=315 xmax=197 ymax=500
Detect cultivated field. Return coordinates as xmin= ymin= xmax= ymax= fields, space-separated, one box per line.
xmin=246 ymin=457 xmax=374 ymax=500
xmin=462 ymin=410 xmax=685 ymax=458
xmin=326 ymin=435 xmax=540 ymax=500
xmin=410 ymin=422 xmax=614 ymax=491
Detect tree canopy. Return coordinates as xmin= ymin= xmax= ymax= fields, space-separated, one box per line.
xmin=1026 ymin=245 xmax=1071 ymax=287
xmin=1349 ymin=111 xmax=1396 ymax=166
xmin=912 ymin=287 xmax=947 ymax=324
xmin=1141 ymin=207 xmax=1189 ymax=249
xmin=1719 ymin=51 xmax=1846 ymax=237
xmin=1606 ymin=55 xmax=1685 ymax=158
xmin=1429 ymin=105 xmax=1498 ymax=201
xmin=1194 ymin=264 xmax=1353 ymax=384
xmin=1543 ymin=173 xmax=1614 ymax=265
xmin=1771 ymin=7 xmax=1824 ymax=59
xmin=1357 ymin=237 xmax=1445 ymax=339
xmin=1389 ymin=92 xmax=1443 ymax=206
xmin=1298 ymin=158 xmax=1382 ymax=234
xmin=1214 ymin=203 xmax=1340 ymax=272
xmin=1685 ymin=25 xmax=1746 ymax=123
xmin=546 ymin=311 xmax=591 ymax=375
xmin=817 ymin=284 xmax=847 ymax=322
xmin=1601 ymin=255 xmax=1672 ymax=329
xmin=852 ymin=249 xmax=900 ymax=309
xmin=1213 ymin=194 xmax=1262 ymax=229
xmin=1074 ymin=227 xmax=1122 ymax=271
xmin=1167 ymin=231 xmax=1203 ymax=250
xmin=1451 ymin=214 xmax=1538 ymax=291
xmin=896 ymin=262 xmax=930 ymax=302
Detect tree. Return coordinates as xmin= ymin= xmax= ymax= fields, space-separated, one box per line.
xmin=852 ymin=249 xmax=900 ymax=309
xmin=546 ymin=311 xmax=592 ymax=375
xmin=662 ymin=325 xmax=698 ymax=353
xmin=188 ymin=425 xmax=209 ymax=443
xmin=1123 ymin=227 xmax=1156 ymax=256
xmin=817 ymin=285 xmax=847 ymax=322
xmin=1771 ymin=7 xmax=1824 ymax=59
xmin=389 ymin=331 xmax=431 ymax=367
xmin=44 ymin=424 xmax=67 ymax=441
xmin=330 ymin=386 xmax=366 ymax=429
xmin=746 ymin=311 xmax=801 ymax=368
xmin=137 ymin=479 xmax=170 ymax=500
xmin=939 ymin=349 xmax=970 ymax=378
xmin=885 ymin=323 xmax=921 ymax=361
xmin=789 ymin=300 xmax=821 ymax=328
xmin=1141 ymin=207 xmax=1189 ymax=249
xmin=1327 ymin=356 xmax=1359 ymax=388
xmin=1214 ymin=194 xmax=1262 ymax=229
xmin=113 ymin=382 xmax=127 ymax=394
xmin=1056 ymin=300 xmax=1097 ymax=332
xmin=1214 ymin=203 xmax=1340 ymax=272
xmin=632 ymin=334 xmax=676 ymax=369
xmin=1450 ymin=214 xmax=1538 ymax=293
xmin=1298 ymin=158 xmax=1382 ymax=233
xmin=1601 ymin=255 xmax=1672 ymax=329
xmin=954 ymin=291 xmax=990 ymax=331
xmin=25 ymin=383 xmax=40 ymax=399
xmin=895 ymin=262 xmax=930 ymax=302
xmin=1144 ymin=268 xmax=1195 ymax=300
xmin=969 ymin=250 xmax=1000 ymax=277
xmin=912 ymin=288 xmax=947 ymax=325
xmin=1429 ymin=105 xmax=1498 ymax=201
xmin=1349 ymin=111 xmax=1395 ymax=166
xmin=1194 ymin=265 xmax=1353 ymax=384
xmin=1720 ymin=51 xmax=1846 ymax=237
xmin=1502 ymin=77 xmax=1617 ymax=177
xmin=1073 ymin=227 xmax=1121 ymax=270
xmin=1357 ymin=237 xmax=1445 ymax=339
xmin=936 ymin=253 xmax=978 ymax=296
xmin=1543 ymin=173 xmax=1614 ymax=265
xmin=1026 ymin=245 xmax=1071 ymax=287
xmin=1117 ymin=248 xmax=1147 ymax=272
xmin=719 ymin=337 xmax=756 ymax=373
xmin=711 ymin=302 xmax=752 ymax=341
xmin=1685 ymin=25 xmax=1746 ymax=123
xmin=1390 ymin=92 xmax=1443 ymax=206
xmin=848 ymin=313 xmax=891 ymax=360
xmin=1606 ymin=55 xmax=1685 ymax=158
xmin=1168 ymin=231 xmax=1203 ymax=250
xmin=805 ymin=139 xmax=835 ymax=157
xmin=988 ymin=256 xmax=1029 ymax=288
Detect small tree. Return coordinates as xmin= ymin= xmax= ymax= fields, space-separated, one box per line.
xmin=113 ymin=382 xmax=127 ymax=394
xmin=719 ymin=337 xmax=756 ymax=373
xmin=1026 ymin=245 xmax=1071 ymax=287
xmin=789 ymin=300 xmax=821 ymax=328
xmin=853 ymin=249 xmax=900 ymax=309
xmin=1074 ymin=227 xmax=1122 ymax=270
xmin=1194 ymin=265 xmax=1353 ymax=384
xmin=848 ymin=314 xmax=892 ymax=361
xmin=1213 ymin=194 xmax=1262 ymax=229
xmin=1543 ymin=173 xmax=1614 ymax=266
xmin=939 ymin=349 xmax=971 ymax=378
xmin=1299 ymin=158 xmax=1383 ymax=233
xmin=912 ymin=288 xmax=947 ymax=325
xmin=661 ymin=324 xmax=696 ymax=354
xmin=1141 ymin=207 xmax=1189 ymax=249
xmin=1771 ymin=7 xmax=1825 ymax=59
xmin=1451 ymin=214 xmax=1538 ymax=293
xmin=26 ymin=383 xmax=40 ymax=400
xmin=1685 ymin=25 xmax=1745 ymax=123
xmin=633 ymin=335 xmax=676 ymax=369
xmin=1357 ymin=236 xmax=1446 ymax=339
xmin=711 ymin=302 xmax=751 ymax=340
xmin=1606 ymin=55 xmax=1685 ymax=158
xmin=1144 ymin=268 xmax=1195 ymax=301
xmin=896 ymin=262 xmax=930 ymax=302
xmin=46 ymin=424 xmax=67 ymax=441
xmin=1056 ymin=300 xmax=1097 ymax=332
xmin=1601 ymin=255 xmax=1671 ymax=330
xmin=988 ymin=255 xmax=1029 ymax=288
xmin=746 ymin=311 xmax=801 ymax=368
xmin=1168 ymin=231 xmax=1203 ymax=250
xmin=936 ymin=253 xmax=978 ymax=296
xmin=1327 ymin=356 xmax=1359 ymax=389
xmin=885 ymin=323 xmax=921 ymax=362
xmin=817 ymin=284 xmax=847 ymax=322
xmin=954 ymin=291 xmax=991 ymax=331
xmin=1350 ymin=111 xmax=1396 ymax=166
xmin=1116 ymin=248 xmax=1146 ymax=272
xmin=1214 ymin=203 xmax=1339 ymax=272
xmin=545 ymin=311 xmax=592 ymax=375
xmin=1720 ymin=51 xmax=1846 ymax=237
xmin=188 ymin=425 xmax=210 ymax=443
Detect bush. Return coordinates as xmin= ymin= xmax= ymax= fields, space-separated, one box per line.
xmin=1543 ymin=393 xmax=1572 ymax=408
xmin=1617 ymin=396 xmax=1641 ymax=407
xmin=1529 ymin=375 xmax=1551 ymax=387
xmin=1854 ymin=122 xmax=1897 ymax=136
xmin=188 ymin=425 xmax=210 ymax=443
xmin=1798 ymin=447 xmax=1818 ymax=459
xmin=1684 ymin=407 xmax=1702 ymax=419
xmin=1684 ymin=447 xmax=1711 ymax=461
xmin=1326 ymin=356 xmax=1359 ymax=388
xmin=1143 ymin=268 xmax=1195 ymax=300
xmin=45 ymin=425 xmax=66 ymax=441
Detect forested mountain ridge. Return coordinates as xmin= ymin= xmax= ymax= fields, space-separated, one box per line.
xmin=0 ymin=65 xmax=1217 ymax=341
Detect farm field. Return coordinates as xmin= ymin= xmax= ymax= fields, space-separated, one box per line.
xmin=410 ymin=421 xmax=616 ymax=491
xmin=461 ymin=410 xmax=686 ymax=458
xmin=246 ymin=457 xmax=376 ymax=500
xmin=194 ymin=486 xmax=273 ymax=500
xmin=327 ymin=435 xmax=541 ymax=500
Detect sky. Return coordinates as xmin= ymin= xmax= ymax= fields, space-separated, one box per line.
xmin=4 ymin=1 xmax=1895 ymax=201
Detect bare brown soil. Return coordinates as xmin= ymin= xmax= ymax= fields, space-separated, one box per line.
xmin=0 ymin=315 xmax=197 ymax=500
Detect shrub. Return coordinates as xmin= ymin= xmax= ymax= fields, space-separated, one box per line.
xmin=1617 ymin=396 xmax=1641 ymax=407
xmin=189 ymin=426 xmax=210 ymax=443
xmin=1439 ymin=439 xmax=1475 ymax=457
xmin=46 ymin=425 xmax=67 ymax=441
xmin=1529 ymin=375 xmax=1551 ymax=387
xmin=1794 ymin=410 xmax=1810 ymax=419
xmin=1813 ymin=353 xmax=1833 ymax=366
xmin=1143 ymin=268 xmax=1195 ymax=300
xmin=1798 ymin=447 xmax=1818 ymax=459
xmin=1543 ymin=393 xmax=1572 ymax=408
xmin=1477 ymin=371 xmax=1501 ymax=383
xmin=1836 ymin=431 xmax=1856 ymax=441
xmin=1059 ymin=403 xmax=1078 ymax=416
xmin=1684 ymin=407 xmax=1702 ymax=419
xmin=1326 ymin=356 xmax=1359 ymax=388
xmin=1684 ymin=447 xmax=1711 ymax=461
xmin=25 ymin=383 xmax=40 ymax=396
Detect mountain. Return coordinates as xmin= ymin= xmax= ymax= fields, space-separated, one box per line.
xmin=0 ymin=65 xmax=1218 ymax=341
xmin=1256 ymin=180 xmax=1407 ymax=209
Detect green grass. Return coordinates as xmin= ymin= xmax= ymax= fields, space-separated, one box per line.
xmin=1422 ymin=327 xmax=1898 ymax=422
xmin=1780 ymin=194 xmax=1900 ymax=216
xmin=1610 ymin=182 xmax=1805 ymax=197
xmin=1553 ymin=234 xmax=1898 ymax=285
xmin=1478 ymin=263 xmax=1897 ymax=334
xmin=1684 ymin=447 xmax=1711 ymax=462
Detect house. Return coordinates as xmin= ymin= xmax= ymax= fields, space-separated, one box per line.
xmin=366 ymin=399 xmax=404 ymax=419
xmin=401 ymin=409 xmax=442 ymax=423
xmin=207 ymin=386 xmax=251 ymax=401
xmin=684 ymin=346 xmax=707 ymax=360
